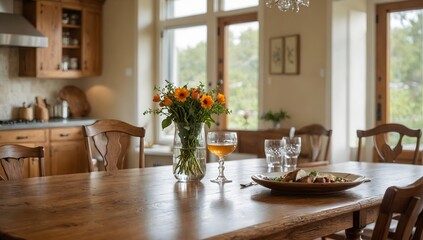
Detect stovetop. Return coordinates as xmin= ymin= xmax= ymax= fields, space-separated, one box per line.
xmin=0 ymin=118 xmax=97 ymax=130
xmin=0 ymin=119 xmax=44 ymax=125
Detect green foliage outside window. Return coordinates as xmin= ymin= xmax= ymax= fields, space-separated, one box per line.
xmin=176 ymin=26 xmax=259 ymax=130
xmin=389 ymin=10 xmax=423 ymax=146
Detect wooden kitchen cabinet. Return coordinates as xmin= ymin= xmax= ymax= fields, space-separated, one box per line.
xmin=20 ymin=0 xmax=62 ymax=77
xmin=0 ymin=129 xmax=49 ymax=177
xmin=49 ymin=127 xmax=88 ymax=175
xmin=19 ymin=0 xmax=104 ymax=79
xmin=0 ymin=127 xmax=88 ymax=177
xmin=82 ymin=6 xmax=102 ymax=76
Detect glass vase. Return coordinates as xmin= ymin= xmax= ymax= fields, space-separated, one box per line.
xmin=173 ymin=122 xmax=206 ymax=182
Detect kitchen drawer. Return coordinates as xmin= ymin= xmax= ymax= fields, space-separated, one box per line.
xmin=50 ymin=127 xmax=84 ymax=141
xmin=0 ymin=129 xmax=47 ymax=143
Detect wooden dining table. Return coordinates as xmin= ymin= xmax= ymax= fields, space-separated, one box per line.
xmin=1 ymin=158 xmax=423 ymax=240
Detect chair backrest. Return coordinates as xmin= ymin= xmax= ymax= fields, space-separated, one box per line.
xmin=371 ymin=177 xmax=423 ymax=240
xmin=0 ymin=144 xmax=45 ymax=181
xmin=356 ymin=123 xmax=421 ymax=164
xmin=295 ymin=124 xmax=332 ymax=167
xmin=82 ymin=119 xmax=146 ymax=172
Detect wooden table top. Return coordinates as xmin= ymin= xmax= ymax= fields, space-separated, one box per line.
xmin=1 ymin=159 xmax=422 ymax=240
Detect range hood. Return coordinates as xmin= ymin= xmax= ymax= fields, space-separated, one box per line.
xmin=0 ymin=0 xmax=47 ymax=48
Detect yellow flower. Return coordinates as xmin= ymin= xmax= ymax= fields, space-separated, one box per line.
xmin=174 ymin=87 xmax=189 ymax=102
xmin=200 ymin=94 xmax=214 ymax=109
xmin=216 ymin=93 xmax=225 ymax=104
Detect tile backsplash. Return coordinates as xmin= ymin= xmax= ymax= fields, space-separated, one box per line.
xmin=0 ymin=47 xmax=75 ymax=120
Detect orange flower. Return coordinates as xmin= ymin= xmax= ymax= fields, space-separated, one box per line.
xmin=216 ymin=93 xmax=225 ymax=104
xmin=191 ymin=88 xmax=201 ymax=100
xmin=153 ymin=94 xmax=161 ymax=102
xmin=174 ymin=87 xmax=189 ymax=102
xmin=200 ymin=94 xmax=214 ymax=109
xmin=163 ymin=97 xmax=173 ymax=106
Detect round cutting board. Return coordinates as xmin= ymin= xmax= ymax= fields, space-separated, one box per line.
xmin=59 ymin=85 xmax=91 ymax=117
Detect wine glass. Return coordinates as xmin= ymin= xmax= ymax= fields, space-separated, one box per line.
xmin=207 ymin=131 xmax=237 ymax=183
xmin=282 ymin=136 xmax=301 ymax=172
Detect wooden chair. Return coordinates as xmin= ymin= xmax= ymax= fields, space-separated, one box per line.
xmin=325 ymin=123 xmax=422 ymax=240
xmin=356 ymin=123 xmax=421 ymax=164
xmin=371 ymin=177 xmax=423 ymax=240
xmin=82 ymin=119 xmax=146 ymax=172
xmin=324 ymin=177 xmax=423 ymax=240
xmin=295 ymin=124 xmax=332 ymax=167
xmin=0 ymin=144 xmax=45 ymax=181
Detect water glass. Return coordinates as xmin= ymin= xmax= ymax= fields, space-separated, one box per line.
xmin=264 ymin=139 xmax=285 ymax=168
xmin=282 ymin=137 xmax=301 ymax=172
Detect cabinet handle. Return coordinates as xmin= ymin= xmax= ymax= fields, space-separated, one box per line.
xmin=60 ymin=133 xmax=70 ymax=137
xmin=57 ymin=64 xmax=61 ymax=70
xmin=16 ymin=136 xmax=29 ymax=140
xmin=84 ymin=61 xmax=88 ymax=70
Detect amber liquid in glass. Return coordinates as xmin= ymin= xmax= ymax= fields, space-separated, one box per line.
xmin=207 ymin=144 xmax=236 ymax=158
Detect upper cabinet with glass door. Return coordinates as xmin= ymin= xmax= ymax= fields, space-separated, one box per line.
xmin=19 ymin=0 xmax=104 ymax=79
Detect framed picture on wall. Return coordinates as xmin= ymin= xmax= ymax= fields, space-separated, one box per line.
xmin=269 ymin=37 xmax=283 ymax=74
xmin=283 ymin=34 xmax=300 ymax=75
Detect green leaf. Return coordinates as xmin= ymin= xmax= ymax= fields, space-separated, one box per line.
xmin=162 ymin=117 xmax=172 ymax=129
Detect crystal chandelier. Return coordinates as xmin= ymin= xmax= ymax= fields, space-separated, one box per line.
xmin=265 ymin=0 xmax=310 ymax=13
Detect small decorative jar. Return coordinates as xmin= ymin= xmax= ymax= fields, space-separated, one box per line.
xmin=62 ymin=13 xmax=69 ymax=24
xmin=70 ymin=14 xmax=79 ymax=25
xmin=69 ymin=58 xmax=78 ymax=70
xmin=62 ymin=31 xmax=70 ymax=45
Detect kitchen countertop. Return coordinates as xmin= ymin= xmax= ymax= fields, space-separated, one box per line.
xmin=0 ymin=118 xmax=97 ymax=130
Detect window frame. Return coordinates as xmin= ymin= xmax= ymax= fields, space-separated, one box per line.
xmin=217 ymin=13 xmax=259 ymax=129
xmin=155 ymin=0 xmax=260 ymax=144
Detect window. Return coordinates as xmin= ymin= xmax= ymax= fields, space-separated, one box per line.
xmin=157 ymin=0 xmax=259 ymax=143
xmin=162 ymin=26 xmax=207 ymax=87
xmin=388 ymin=10 xmax=423 ymax=137
xmin=165 ymin=0 xmax=207 ymax=19
xmin=222 ymin=0 xmax=258 ymax=11
xmin=376 ymin=1 xmax=423 ymax=155
xmin=218 ymin=15 xmax=259 ymax=130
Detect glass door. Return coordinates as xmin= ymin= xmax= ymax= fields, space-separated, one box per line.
xmin=376 ymin=0 xmax=423 ymax=162
xmin=217 ymin=13 xmax=259 ymax=130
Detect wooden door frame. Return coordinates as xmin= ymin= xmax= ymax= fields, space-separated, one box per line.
xmin=217 ymin=12 xmax=257 ymax=130
xmin=376 ymin=0 xmax=423 ymax=162
xmin=376 ymin=0 xmax=423 ymax=126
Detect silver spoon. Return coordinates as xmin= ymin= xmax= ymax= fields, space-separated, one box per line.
xmin=240 ymin=181 xmax=257 ymax=188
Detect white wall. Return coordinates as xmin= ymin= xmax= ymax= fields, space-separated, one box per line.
xmin=262 ymin=1 xmax=329 ymax=129
xmin=331 ymin=0 xmax=366 ymax=162
xmin=78 ymin=0 xmax=142 ymax=167
xmin=80 ymin=0 xmax=138 ymax=123
xmin=137 ymin=0 xmax=156 ymax=146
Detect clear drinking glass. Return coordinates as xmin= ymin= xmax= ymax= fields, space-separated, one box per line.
xmin=264 ymin=139 xmax=285 ymax=168
xmin=282 ymin=136 xmax=301 ymax=172
xmin=207 ymin=131 xmax=237 ymax=183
